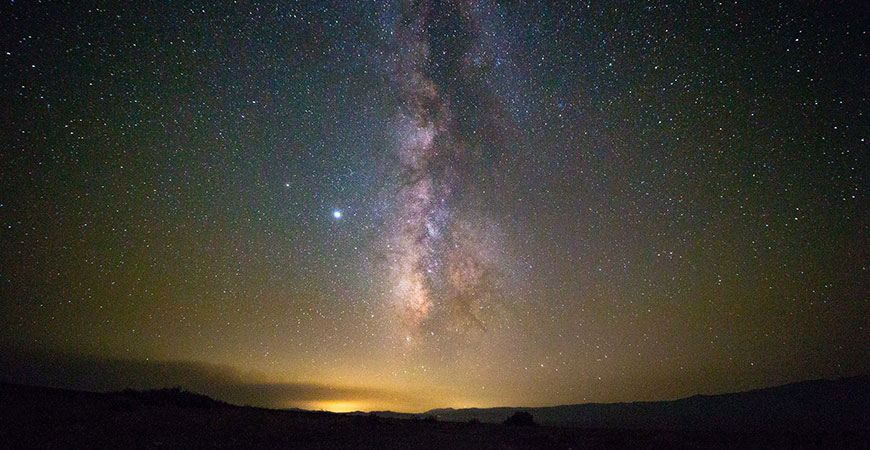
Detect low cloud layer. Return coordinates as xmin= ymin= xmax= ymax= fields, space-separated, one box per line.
xmin=0 ymin=350 xmax=403 ymax=410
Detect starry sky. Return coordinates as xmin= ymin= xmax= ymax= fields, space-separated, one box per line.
xmin=1 ymin=0 xmax=867 ymax=413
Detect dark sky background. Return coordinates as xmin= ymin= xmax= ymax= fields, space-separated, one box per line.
xmin=1 ymin=0 xmax=867 ymax=412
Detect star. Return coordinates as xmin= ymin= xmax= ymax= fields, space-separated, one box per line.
xmin=333 ymin=210 xmax=342 ymax=220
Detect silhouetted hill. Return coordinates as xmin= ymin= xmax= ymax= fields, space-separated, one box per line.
xmin=118 ymin=386 xmax=230 ymax=409
xmin=417 ymin=375 xmax=870 ymax=431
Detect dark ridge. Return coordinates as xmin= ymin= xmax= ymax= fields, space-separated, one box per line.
xmin=117 ymin=386 xmax=230 ymax=409
xmin=412 ymin=375 xmax=870 ymax=432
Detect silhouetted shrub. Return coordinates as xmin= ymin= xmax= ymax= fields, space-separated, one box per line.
xmin=504 ymin=411 xmax=535 ymax=426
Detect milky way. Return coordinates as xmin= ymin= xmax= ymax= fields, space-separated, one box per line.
xmin=383 ymin=0 xmax=498 ymax=337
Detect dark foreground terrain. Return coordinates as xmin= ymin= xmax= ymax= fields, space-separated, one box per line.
xmin=1 ymin=383 xmax=867 ymax=450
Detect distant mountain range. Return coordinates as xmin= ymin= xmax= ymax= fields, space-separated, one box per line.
xmin=3 ymin=372 xmax=867 ymax=433
xmin=366 ymin=375 xmax=870 ymax=431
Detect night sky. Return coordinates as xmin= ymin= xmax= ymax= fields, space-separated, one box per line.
xmin=1 ymin=1 xmax=867 ymax=413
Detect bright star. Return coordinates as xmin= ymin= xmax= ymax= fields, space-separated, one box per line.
xmin=333 ymin=210 xmax=342 ymax=219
